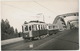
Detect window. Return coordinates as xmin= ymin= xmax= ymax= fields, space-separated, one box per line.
xmin=25 ymin=25 xmax=28 ymax=31
xmin=41 ymin=25 xmax=43 ymax=30
xmin=36 ymin=25 xmax=37 ymax=30
xmin=29 ymin=26 xmax=31 ymax=31
xmin=40 ymin=25 xmax=41 ymax=30
xmin=63 ymin=26 xmax=66 ymax=28
xmin=32 ymin=25 xmax=34 ymax=28
xmin=49 ymin=26 xmax=51 ymax=29
xmin=53 ymin=26 xmax=55 ymax=28
xmin=74 ymin=14 xmax=76 ymax=16
xmin=44 ymin=25 xmax=46 ymax=29
xmin=43 ymin=25 xmax=44 ymax=29
xmin=45 ymin=25 xmax=47 ymax=29
xmin=32 ymin=25 xmax=34 ymax=31
xmin=64 ymin=16 xmax=66 ymax=18
xmin=37 ymin=25 xmax=39 ymax=30
xmin=62 ymin=22 xmax=66 ymax=25
xmin=38 ymin=25 xmax=40 ymax=30
xmin=34 ymin=25 xmax=36 ymax=31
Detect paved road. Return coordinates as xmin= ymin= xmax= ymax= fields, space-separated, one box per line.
xmin=34 ymin=29 xmax=79 ymax=50
xmin=1 ymin=37 xmax=23 ymax=45
xmin=2 ymin=29 xmax=79 ymax=50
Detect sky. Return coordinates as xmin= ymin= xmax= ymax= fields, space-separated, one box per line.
xmin=0 ymin=0 xmax=79 ymax=32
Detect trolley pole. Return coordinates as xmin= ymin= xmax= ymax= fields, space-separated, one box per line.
xmin=43 ymin=15 xmax=45 ymax=22
xmin=37 ymin=13 xmax=45 ymax=22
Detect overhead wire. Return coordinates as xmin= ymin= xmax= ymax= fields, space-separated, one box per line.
xmin=2 ymin=3 xmax=36 ymax=13
xmin=33 ymin=0 xmax=57 ymax=14
xmin=2 ymin=1 xmax=57 ymax=15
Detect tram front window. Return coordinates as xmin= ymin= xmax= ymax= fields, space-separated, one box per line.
xmin=25 ymin=26 xmax=28 ymax=31
xmin=53 ymin=26 xmax=55 ymax=28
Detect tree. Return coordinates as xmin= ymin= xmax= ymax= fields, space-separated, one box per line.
xmin=1 ymin=19 xmax=5 ymax=33
xmin=1 ymin=19 xmax=6 ymax=40
xmin=5 ymin=19 xmax=10 ymax=29
xmin=14 ymin=28 xmax=18 ymax=34
xmin=9 ymin=27 xmax=14 ymax=34
xmin=1 ymin=19 xmax=15 ymax=40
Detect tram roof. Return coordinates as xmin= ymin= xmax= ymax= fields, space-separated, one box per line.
xmin=22 ymin=20 xmax=57 ymax=26
xmin=23 ymin=22 xmax=46 ymax=26
xmin=29 ymin=20 xmax=45 ymax=23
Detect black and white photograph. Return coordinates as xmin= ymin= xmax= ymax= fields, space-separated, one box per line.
xmin=0 ymin=0 xmax=79 ymax=51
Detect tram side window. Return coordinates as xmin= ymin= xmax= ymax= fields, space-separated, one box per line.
xmin=29 ymin=26 xmax=31 ymax=31
xmin=49 ymin=26 xmax=52 ymax=29
xmin=40 ymin=25 xmax=42 ymax=30
xmin=63 ymin=26 xmax=66 ymax=28
xmin=45 ymin=25 xmax=47 ymax=29
xmin=38 ymin=25 xmax=40 ymax=30
xmin=37 ymin=25 xmax=39 ymax=30
xmin=25 ymin=25 xmax=28 ymax=31
xmin=43 ymin=25 xmax=45 ymax=30
xmin=43 ymin=25 xmax=44 ymax=30
xmin=32 ymin=25 xmax=34 ymax=31
xmin=41 ymin=25 xmax=43 ymax=30
xmin=51 ymin=26 xmax=52 ymax=29
xmin=32 ymin=25 xmax=36 ymax=31
xmin=45 ymin=25 xmax=46 ymax=29
xmin=49 ymin=26 xmax=50 ymax=29
xmin=44 ymin=25 xmax=45 ymax=30
xmin=36 ymin=25 xmax=37 ymax=30
xmin=40 ymin=25 xmax=41 ymax=30
xmin=41 ymin=25 xmax=42 ymax=30
xmin=34 ymin=25 xmax=36 ymax=31
xmin=42 ymin=25 xmax=44 ymax=30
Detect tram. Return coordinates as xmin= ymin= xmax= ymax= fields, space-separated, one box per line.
xmin=22 ymin=20 xmax=59 ymax=40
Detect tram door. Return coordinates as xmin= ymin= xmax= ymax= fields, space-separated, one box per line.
xmin=29 ymin=25 xmax=32 ymax=37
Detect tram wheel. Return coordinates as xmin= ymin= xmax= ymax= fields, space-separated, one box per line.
xmin=23 ymin=37 xmax=28 ymax=39
xmin=29 ymin=37 xmax=32 ymax=41
xmin=37 ymin=36 xmax=41 ymax=40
